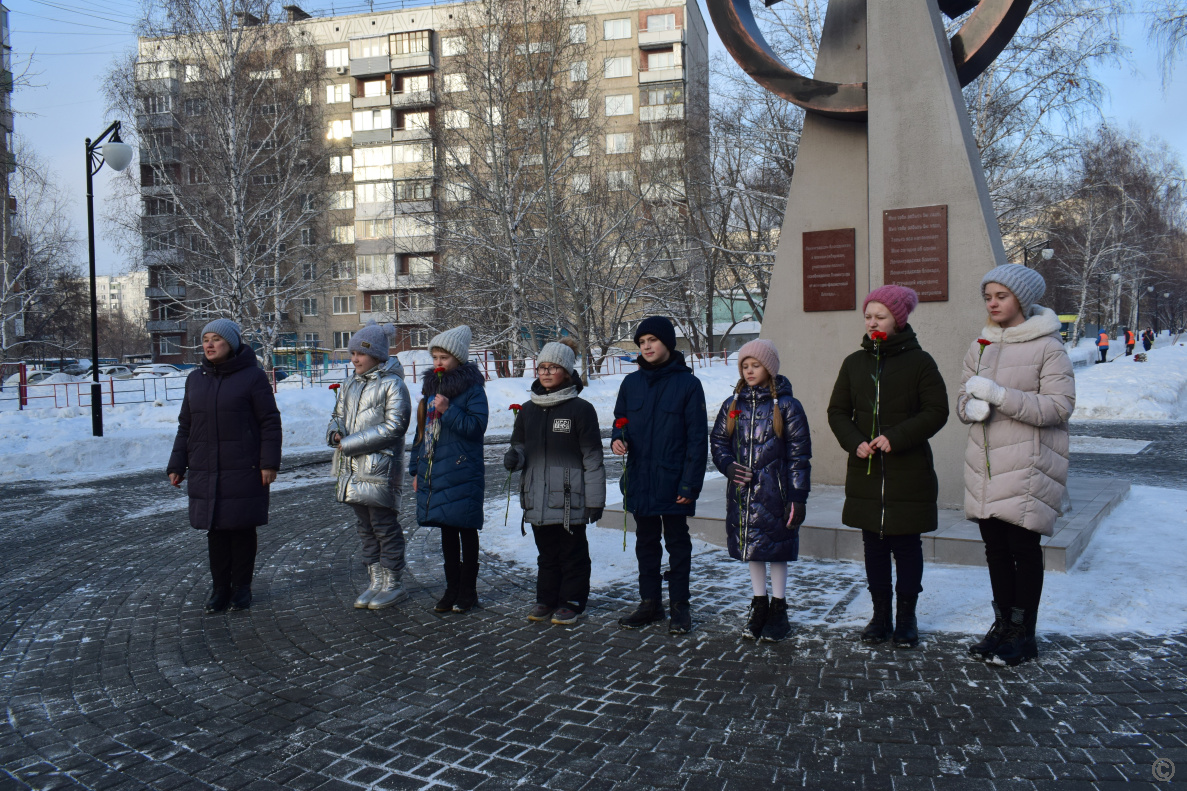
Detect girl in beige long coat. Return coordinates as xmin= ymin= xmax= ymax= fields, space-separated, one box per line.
xmin=957 ymin=264 xmax=1074 ymax=667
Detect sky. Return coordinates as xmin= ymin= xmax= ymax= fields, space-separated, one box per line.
xmin=8 ymin=0 xmax=1186 ymax=277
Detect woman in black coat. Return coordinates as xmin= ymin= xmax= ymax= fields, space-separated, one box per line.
xmin=167 ymin=319 xmax=282 ymax=614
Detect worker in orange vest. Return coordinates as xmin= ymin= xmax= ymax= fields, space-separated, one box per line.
xmin=1124 ymin=328 xmax=1136 ymax=356
xmin=1096 ymin=329 xmax=1109 ymax=364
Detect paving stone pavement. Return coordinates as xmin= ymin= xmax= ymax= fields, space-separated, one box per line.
xmin=2 ymin=444 xmax=1186 ymax=791
xmin=1067 ymin=422 xmax=1187 ymax=491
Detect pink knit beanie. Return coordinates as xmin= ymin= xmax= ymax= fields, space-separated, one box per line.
xmin=863 ymin=285 xmax=919 ymax=330
xmin=737 ymin=339 xmax=780 ymax=379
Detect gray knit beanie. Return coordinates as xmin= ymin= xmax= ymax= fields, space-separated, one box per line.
xmin=537 ymin=340 xmax=577 ymax=373
xmin=429 ymin=325 xmax=471 ymax=364
xmin=348 ymin=321 xmax=395 ymax=362
xmin=981 ymin=264 xmax=1047 ymax=313
xmin=201 ymin=318 xmax=242 ymax=352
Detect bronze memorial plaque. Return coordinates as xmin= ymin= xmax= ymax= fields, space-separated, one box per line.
xmin=802 ymin=229 xmax=856 ymax=312
xmin=883 ymin=205 xmax=949 ymax=302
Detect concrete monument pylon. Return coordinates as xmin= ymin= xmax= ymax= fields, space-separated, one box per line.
xmin=706 ymin=0 xmax=1029 ymax=506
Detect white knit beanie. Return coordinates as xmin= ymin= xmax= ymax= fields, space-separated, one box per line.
xmin=981 ymin=264 xmax=1047 ymax=313
xmin=537 ymin=340 xmax=576 ymax=372
xmin=429 ymin=325 xmax=471 ymax=364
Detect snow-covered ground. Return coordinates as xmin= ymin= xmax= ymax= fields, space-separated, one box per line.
xmin=485 ymin=484 xmax=1187 ymax=637
xmin=1072 ymin=341 xmax=1187 ymax=421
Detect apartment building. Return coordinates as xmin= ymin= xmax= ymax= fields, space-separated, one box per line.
xmin=139 ymin=0 xmax=707 ymax=363
xmin=93 ymin=272 xmax=149 ymax=321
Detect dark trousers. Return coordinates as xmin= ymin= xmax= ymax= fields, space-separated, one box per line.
xmin=440 ymin=526 xmax=479 ymax=566
xmin=350 ymin=504 xmax=406 ymax=573
xmin=862 ymin=531 xmax=923 ymax=597
xmin=1143 ymin=338 xmax=1153 ymax=352
xmin=1125 ymin=343 xmax=1135 ymax=356
xmin=208 ymin=528 xmax=257 ymax=590
xmin=1098 ymin=347 xmax=1108 ymax=363
xmin=633 ymin=514 xmax=692 ymax=604
xmin=979 ymin=517 xmax=1044 ymax=611
xmin=532 ymin=523 xmax=591 ymax=611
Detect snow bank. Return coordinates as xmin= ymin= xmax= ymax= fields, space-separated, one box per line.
xmin=1072 ymin=342 xmax=1187 ymax=421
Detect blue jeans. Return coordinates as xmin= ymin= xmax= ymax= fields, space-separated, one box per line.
xmin=634 ymin=515 xmax=692 ymax=604
xmin=862 ymin=531 xmax=923 ymax=597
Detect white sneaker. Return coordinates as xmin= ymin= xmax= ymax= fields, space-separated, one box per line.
xmin=354 ymin=563 xmax=383 ymax=609
xmin=368 ymin=567 xmax=407 ymax=609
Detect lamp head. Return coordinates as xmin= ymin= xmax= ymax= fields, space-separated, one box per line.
xmin=102 ymin=127 xmax=134 ymax=172
xmin=1041 ymin=248 xmax=1054 ymax=260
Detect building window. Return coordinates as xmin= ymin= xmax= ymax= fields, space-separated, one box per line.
xmin=325 ymin=48 xmax=349 ymax=68
xmin=327 ymin=119 xmax=352 ymax=140
xmin=184 ymin=64 xmax=202 ymax=82
xmin=301 ymin=298 xmax=318 ymax=316
xmin=571 ymin=173 xmax=591 ymax=194
xmin=356 ymin=218 xmax=392 ymax=239
xmin=448 ymin=147 xmax=471 ymax=165
xmin=394 ymin=179 xmax=432 ymax=201
xmin=371 ymin=293 xmax=397 ymax=312
xmin=392 ymin=143 xmax=430 ymax=163
xmin=405 ymin=255 xmax=434 ymax=275
xmin=330 ymin=190 xmax=354 ymax=210
xmin=606 ymin=132 xmax=634 ymax=154
xmin=144 ymin=94 xmax=172 ymax=114
xmin=398 ymin=291 xmax=426 ymax=311
xmin=352 ymin=108 xmax=391 ymax=132
xmin=410 ymin=328 xmax=429 ymax=348
xmin=400 ymin=110 xmax=430 ymax=131
xmin=644 ymin=85 xmax=683 ymax=106
xmin=160 ymin=335 xmax=182 ymax=355
xmin=301 ymin=229 xmax=314 ymax=247
xmin=304 ymin=333 xmax=321 ymax=346
xmin=356 ymin=182 xmax=394 ymax=204
xmin=605 ymin=94 xmax=634 ymax=116
xmin=569 ymin=23 xmax=587 ymax=43
xmin=570 ymin=99 xmax=590 ymax=119
xmin=573 ymin=135 xmax=590 ymax=157
xmin=647 ymin=49 xmax=675 ymax=70
xmin=354 ymin=146 xmax=393 ymax=179
xmin=392 ymin=31 xmax=431 ymax=55
xmin=330 ymin=154 xmax=353 ymax=173
xmin=326 ymin=83 xmax=351 ymax=103
xmin=647 ymin=13 xmax=677 ymax=31
xmin=604 ymin=56 xmax=632 ymax=79
xmin=444 ymin=109 xmax=469 ymax=129
xmin=441 ymin=36 xmax=466 ymax=57
xmin=357 ymin=254 xmax=395 ymax=275
xmin=331 ymin=225 xmax=355 ymax=244
xmin=401 ymin=74 xmax=430 ymax=93
xmin=443 ymin=73 xmax=467 ymax=93
xmin=443 ymin=181 xmax=470 ymax=202
xmin=302 ymin=263 xmax=316 ymax=280
xmin=331 ymin=261 xmax=354 ymax=280
xmin=362 ymin=79 xmax=386 ymax=97
xmin=570 ymin=61 xmax=588 ymax=82
xmin=603 ymin=18 xmax=631 ymax=40
xmin=333 ymin=331 xmax=353 ymax=349
xmin=333 ymin=295 xmax=357 ymax=314
xmin=482 ymin=32 xmax=500 ymax=52
xmin=608 ymin=171 xmax=634 ymax=191
xmin=183 ymin=98 xmax=206 ymax=116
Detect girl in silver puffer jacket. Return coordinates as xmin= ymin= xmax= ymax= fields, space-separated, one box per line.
xmin=327 ymin=323 xmax=412 ymax=610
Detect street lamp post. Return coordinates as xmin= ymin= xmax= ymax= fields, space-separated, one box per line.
xmin=1110 ymin=272 xmax=1121 ymax=334
xmin=1147 ymin=286 xmax=1155 ymax=334
xmin=1020 ymin=239 xmax=1054 ymax=268
xmin=85 ymin=121 xmax=134 ymax=438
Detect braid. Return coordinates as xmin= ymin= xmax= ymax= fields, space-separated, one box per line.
xmin=724 ymin=379 xmax=745 ymax=437
xmin=769 ymin=378 xmax=784 ymax=438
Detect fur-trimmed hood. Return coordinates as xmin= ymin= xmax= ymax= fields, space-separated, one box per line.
xmin=421 ymin=361 xmax=485 ymax=400
xmin=980 ymin=306 xmax=1062 ymax=345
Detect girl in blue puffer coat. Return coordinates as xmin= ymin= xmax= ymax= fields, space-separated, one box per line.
xmin=710 ymin=340 xmax=811 ymax=643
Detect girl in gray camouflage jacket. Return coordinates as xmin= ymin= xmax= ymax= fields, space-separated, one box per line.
xmin=503 ymin=338 xmax=606 ymax=626
xmin=327 ymin=323 xmax=412 ymax=610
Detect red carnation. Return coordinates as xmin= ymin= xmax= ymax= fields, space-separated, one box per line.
xmin=729 ymin=409 xmax=742 ymax=419
xmin=434 ymin=367 xmax=446 ymax=374
xmin=509 ymin=403 xmax=522 ymax=412
xmin=871 ymin=331 xmax=888 ymax=341
xmin=977 ymin=338 xmax=992 ymax=347
xmin=614 ymin=418 xmax=628 ymax=429
xmin=328 ymin=383 xmax=341 ymax=390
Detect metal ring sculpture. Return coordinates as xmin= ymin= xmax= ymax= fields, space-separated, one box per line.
xmin=706 ymin=0 xmax=1032 ymax=120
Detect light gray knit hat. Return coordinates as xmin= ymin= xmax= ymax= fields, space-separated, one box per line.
xmin=981 ymin=264 xmax=1047 ymax=313
xmin=349 ymin=321 xmax=395 ymax=362
xmin=537 ymin=339 xmax=577 ymax=373
xmin=201 ymin=318 xmax=242 ymax=352
xmin=429 ymin=325 xmax=471 ymax=364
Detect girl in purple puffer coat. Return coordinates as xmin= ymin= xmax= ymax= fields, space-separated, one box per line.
xmin=710 ymin=340 xmax=811 ymax=643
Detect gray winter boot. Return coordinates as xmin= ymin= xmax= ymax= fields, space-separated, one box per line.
xmin=355 ymin=563 xmax=384 ymax=609
xmin=368 ymin=567 xmax=407 ymax=609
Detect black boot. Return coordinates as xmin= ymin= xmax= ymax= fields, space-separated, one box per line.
xmin=760 ymin=597 xmax=791 ymax=643
xmin=860 ymin=592 xmax=894 ymax=644
xmin=228 ymin=585 xmax=252 ymax=611
xmin=892 ymin=595 xmax=919 ymax=648
xmin=743 ymin=596 xmax=768 ymax=640
xmin=668 ymin=601 xmax=692 ymax=635
xmin=452 ymin=562 xmax=480 ymax=613
xmin=990 ymin=607 xmax=1038 ymax=667
xmin=434 ymin=558 xmax=460 ymax=613
xmin=617 ymin=599 xmax=665 ymax=629
xmin=968 ymin=601 xmax=1008 ymax=660
xmin=205 ymin=586 xmax=232 ymax=614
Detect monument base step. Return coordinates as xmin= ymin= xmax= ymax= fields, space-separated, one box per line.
xmin=600 ymin=476 xmax=1128 ymax=573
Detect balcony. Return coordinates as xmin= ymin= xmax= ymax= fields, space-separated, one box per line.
xmin=349 ymin=55 xmax=388 ymax=77
xmin=356 ymin=272 xmax=434 ymax=291
xmin=390 ymin=235 xmax=436 ymax=254
xmin=639 ymin=66 xmax=684 ymax=84
xmin=146 ymin=285 xmax=186 ymax=299
xmin=391 ymin=89 xmax=437 ymax=109
xmin=390 ymin=52 xmax=436 ymax=73
xmin=136 ymin=112 xmax=179 ymax=130
xmin=358 ymin=308 xmax=433 ymax=325
xmin=140 ymin=145 xmax=179 ymax=164
xmin=147 ymin=319 xmax=186 ymax=332
xmin=392 ymin=126 xmax=432 ymax=143
xmin=352 ymin=94 xmax=392 ymax=109
xmin=638 ymin=26 xmax=684 ymax=49
xmin=352 ymin=128 xmax=392 ymax=145
xmin=640 ymin=103 xmax=685 ymax=122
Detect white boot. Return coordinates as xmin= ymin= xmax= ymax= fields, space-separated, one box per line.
xmin=368 ymin=566 xmax=407 ymax=609
xmin=355 ymin=563 xmax=383 ymax=609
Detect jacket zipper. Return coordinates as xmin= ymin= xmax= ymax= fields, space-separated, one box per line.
xmin=876 ymin=355 xmax=886 ymax=539
xmin=743 ymin=390 xmax=757 ymax=560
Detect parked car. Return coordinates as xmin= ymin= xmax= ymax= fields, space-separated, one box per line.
xmin=98 ymin=365 xmax=135 ymax=379
xmin=132 ymin=363 xmax=182 ymax=378
xmin=2 ymin=369 xmax=54 ymax=390
xmin=63 ymin=363 xmax=92 ymax=377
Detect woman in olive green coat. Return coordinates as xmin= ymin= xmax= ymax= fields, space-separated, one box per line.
xmin=827 ymin=285 xmax=948 ymax=648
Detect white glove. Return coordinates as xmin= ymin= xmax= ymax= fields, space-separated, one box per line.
xmin=966 ymin=375 xmax=1006 ymax=406
xmin=964 ymin=397 xmax=991 ymax=422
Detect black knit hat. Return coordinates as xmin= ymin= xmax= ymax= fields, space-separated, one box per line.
xmin=634 ymin=316 xmax=677 ymax=352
